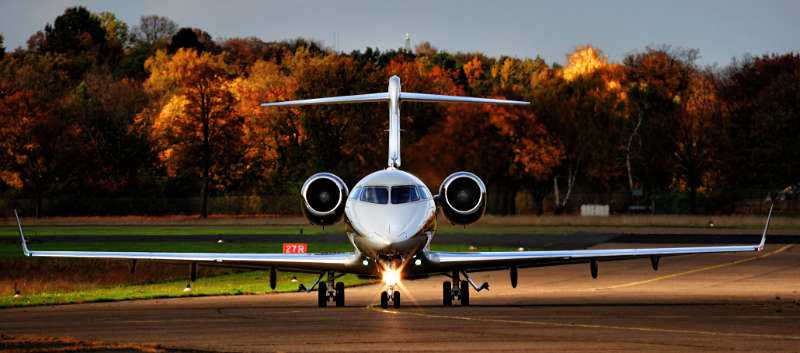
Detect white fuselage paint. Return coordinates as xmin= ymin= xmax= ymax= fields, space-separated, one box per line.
xmin=344 ymin=168 xmax=437 ymax=262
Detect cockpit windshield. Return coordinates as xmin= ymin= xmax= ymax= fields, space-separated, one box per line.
xmin=359 ymin=186 xmax=388 ymax=204
xmin=391 ymin=185 xmax=420 ymax=204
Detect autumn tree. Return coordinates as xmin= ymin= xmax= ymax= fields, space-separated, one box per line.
xmin=719 ymin=53 xmax=800 ymax=193
xmin=285 ymin=52 xmax=385 ymax=183
xmin=143 ymin=48 xmax=242 ymax=218
xmin=672 ymin=69 xmax=722 ymax=213
xmin=96 ymin=12 xmax=130 ymax=48
xmin=622 ymin=47 xmax=695 ymax=200
xmin=230 ymin=59 xmax=297 ymax=192
xmin=67 ymin=69 xmax=153 ymax=195
xmin=536 ymin=46 xmax=626 ymax=213
xmin=0 ymin=53 xmax=81 ymax=216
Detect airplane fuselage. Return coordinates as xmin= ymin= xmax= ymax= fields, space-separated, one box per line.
xmin=344 ymin=168 xmax=437 ymax=266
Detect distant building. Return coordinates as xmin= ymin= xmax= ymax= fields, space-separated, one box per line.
xmin=404 ymin=33 xmax=411 ymax=52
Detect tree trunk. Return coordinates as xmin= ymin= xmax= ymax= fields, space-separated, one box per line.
xmin=200 ymin=110 xmax=210 ymax=219
xmin=35 ymin=191 xmax=43 ymax=219
xmin=625 ymin=114 xmax=643 ymax=192
xmin=688 ymin=160 xmax=697 ymax=214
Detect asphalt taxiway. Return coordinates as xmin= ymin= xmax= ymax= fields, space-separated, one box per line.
xmin=2 ymin=239 xmax=799 ymax=352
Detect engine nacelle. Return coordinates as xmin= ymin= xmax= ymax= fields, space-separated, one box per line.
xmin=300 ymin=172 xmax=349 ymax=226
xmin=438 ymin=171 xmax=486 ymax=225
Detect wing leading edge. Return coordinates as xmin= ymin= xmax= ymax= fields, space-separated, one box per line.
xmin=13 ymin=210 xmax=359 ymax=273
xmin=428 ymin=203 xmax=773 ymax=272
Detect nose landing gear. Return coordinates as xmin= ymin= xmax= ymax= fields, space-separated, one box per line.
xmin=380 ymin=289 xmax=400 ymax=309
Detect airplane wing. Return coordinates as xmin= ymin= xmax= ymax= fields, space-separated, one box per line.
xmin=13 ymin=210 xmax=360 ymax=273
xmin=427 ymin=203 xmax=772 ymax=273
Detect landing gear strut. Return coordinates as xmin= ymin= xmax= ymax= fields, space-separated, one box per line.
xmin=317 ymin=271 xmax=346 ymax=307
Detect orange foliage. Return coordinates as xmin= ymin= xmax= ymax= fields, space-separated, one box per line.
xmin=562 ymin=45 xmax=608 ymax=81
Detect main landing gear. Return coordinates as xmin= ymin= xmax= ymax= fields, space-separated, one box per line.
xmin=443 ymin=280 xmax=469 ymax=306
xmin=317 ymin=271 xmax=346 ymax=307
xmin=443 ymin=270 xmax=488 ymax=306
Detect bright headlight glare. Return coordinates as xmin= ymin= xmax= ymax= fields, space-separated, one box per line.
xmin=382 ymin=269 xmax=401 ymax=286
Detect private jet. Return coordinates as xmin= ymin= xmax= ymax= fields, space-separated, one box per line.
xmin=14 ymin=75 xmax=773 ymax=309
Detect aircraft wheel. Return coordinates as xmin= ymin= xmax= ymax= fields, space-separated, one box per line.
xmin=392 ymin=290 xmax=400 ymax=308
xmin=317 ymin=281 xmax=327 ymax=308
xmin=380 ymin=291 xmax=389 ymax=309
xmin=442 ymin=281 xmax=452 ymax=306
xmin=460 ymin=280 xmax=470 ymax=306
xmin=335 ymin=282 xmax=345 ymax=307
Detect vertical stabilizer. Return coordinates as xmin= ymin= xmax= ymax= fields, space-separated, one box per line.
xmin=260 ymin=76 xmax=530 ymax=170
xmin=388 ymin=76 xmax=401 ymax=168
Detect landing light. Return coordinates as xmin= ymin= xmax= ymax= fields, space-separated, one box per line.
xmin=414 ymin=259 xmax=422 ymax=266
xmin=382 ymin=269 xmax=401 ymax=286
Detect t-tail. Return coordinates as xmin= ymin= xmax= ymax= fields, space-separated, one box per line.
xmin=260 ymin=75 xmax=529 ymax=168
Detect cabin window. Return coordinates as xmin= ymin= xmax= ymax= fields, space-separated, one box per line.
xmin=391 ymin=185 xmax=420 ymax=204
xmin=360 ymin=186 xmax=389 ymax=204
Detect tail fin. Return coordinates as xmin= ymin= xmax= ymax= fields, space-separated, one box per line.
xmin=13 ymin=209 xmax=31 ymax=257
xmin=260 ymin=75 xmax=530 ymax=168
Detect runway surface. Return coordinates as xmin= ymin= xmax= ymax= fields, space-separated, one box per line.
xmin=1 ymin=242 xmax=799 ymax=352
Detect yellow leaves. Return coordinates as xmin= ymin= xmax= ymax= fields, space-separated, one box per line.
xmin=463 ymin=57 xmax=483 ymax=87
xmin=0 ymin=171 xmax=22 ymax=189
xmin=153 ymin=94 xmax=189 ymax=134
xmin=144 ymin=48 xmax=231 ymax=95
xmin=562 ymin=45 xmax=608 ymax=81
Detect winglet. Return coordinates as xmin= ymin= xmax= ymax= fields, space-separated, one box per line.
xmin=757 ymin=202 xmax=773 ymax=252
xmin=13 ymin=209 xmax=31 ymax=257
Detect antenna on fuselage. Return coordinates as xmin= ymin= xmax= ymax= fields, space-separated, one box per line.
xmin=260 ymin=76 xmax=530 ymax=168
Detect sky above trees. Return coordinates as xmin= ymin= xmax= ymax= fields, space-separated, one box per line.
xmin=1 ymin=0 xmax=798 ymax=66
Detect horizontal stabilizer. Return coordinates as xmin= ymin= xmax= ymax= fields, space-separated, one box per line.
xmin=399 ymin=92 xmax=529 ymax=105
xmin=260 ymin=92 xmax=530 ymax=107
xmin=260 ymin=93 xmax=389 ymax=107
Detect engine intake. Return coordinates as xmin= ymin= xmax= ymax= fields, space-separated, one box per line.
xmin=438 ymin=171 xmax=486 ymax=225
xmin=300 ymin=172 xmax=348 ymax=226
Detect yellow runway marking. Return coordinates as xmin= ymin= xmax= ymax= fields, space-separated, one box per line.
xmin=367 ymin=305 xmax=800 ymax=341
xmin=594 ymin=244 xmax=795 ymax=291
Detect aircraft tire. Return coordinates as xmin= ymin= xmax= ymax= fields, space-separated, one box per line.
xmin=335 ymin=282 xmax=345 ymax=307
xmin=380 ymin=291 xmax=389 ymax=309
xmin=460 ymin=280 xmax=470 ymax=306
xmin=392 ymin=290 xmax=400 ymax=308
xmin=443 ymin=281 xmax=452 ymax=306
xmin=318 ymin=281 xmax=327 ymax=307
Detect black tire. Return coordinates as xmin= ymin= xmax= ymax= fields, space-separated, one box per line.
xmin=460 ymin=280 xmax=470 ymax=306
xmin=335 ymin=282 xmax=345 ymax=307
xmin=392 ymin=290 xmax=400 ymax=308
xmin=317 ymin=281 xmax=327 ymax=308
xmin=380 ymin=291 xmax=389 ymax=309
xmin=443 ymin=281 xmax=452 ymax=306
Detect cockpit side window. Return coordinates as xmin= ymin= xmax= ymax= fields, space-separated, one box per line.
xmin=391 ymin=185 xmax=420 ymax=204
xmin=416 ymin=185 xmax=430 ymax=200
xmin=349 ymin=187 xmax=362 ymax=200
xmin=359 ymin=186 xmax=388 ymax=204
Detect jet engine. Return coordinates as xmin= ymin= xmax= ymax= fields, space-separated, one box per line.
xmin=438 ymin=172 xmax=486 ymax=225
xmin=300 ymin=172 xmax=349 ymax=226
